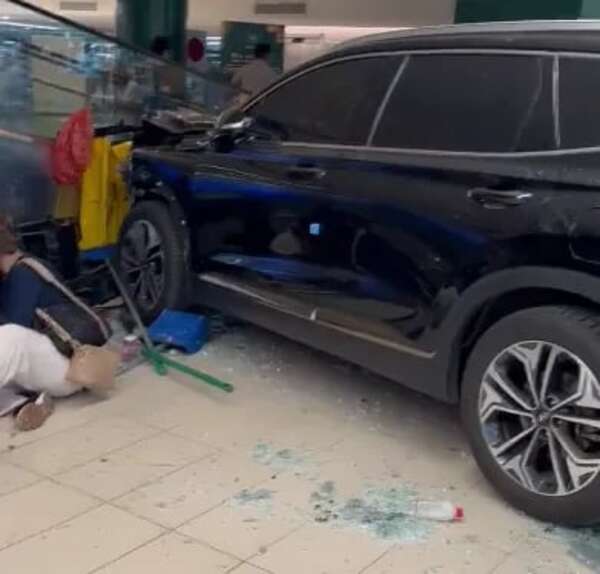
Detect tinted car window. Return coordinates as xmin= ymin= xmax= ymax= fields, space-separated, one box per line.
xmin=248 ymin=56 xmax=401 ymax=145
xmin=560 ymin=57 xmax=600 ymax=149
xmin=373 ymin=54 xmax=555 ymax=153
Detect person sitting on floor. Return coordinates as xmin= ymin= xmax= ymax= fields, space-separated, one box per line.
xmin=0 ymin=215 xmax=112 ymax=431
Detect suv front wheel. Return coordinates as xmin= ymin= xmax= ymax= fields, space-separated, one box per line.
xmin=462 ymin=306 xmax=600 ymax=525
xmin=117 ymin=201 xmax=190 ymax=324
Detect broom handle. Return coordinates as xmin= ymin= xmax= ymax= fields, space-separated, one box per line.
xmin=106 ymin=259 xmax=155 ymax=350
xmin=142 ymin=347 xmax=234 ymax=393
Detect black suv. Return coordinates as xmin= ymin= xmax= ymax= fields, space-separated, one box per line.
xmin=119 ymin=22 xmax=600 ymax=525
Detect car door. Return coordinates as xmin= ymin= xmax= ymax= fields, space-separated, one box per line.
xmin=202 ymin=50 xmax=558 ymax=365
xmin=338 ymin=51 xmax=559 ymax=352
xmin=558 ymin=54 xmax=600 ymax=266
xmin=201 ymin=55 xmax=403 ymax=309
xmin=247 ymin=51 xmax=558 ymax=356
xmin=227 ymin=51 xmax=559 ymax=356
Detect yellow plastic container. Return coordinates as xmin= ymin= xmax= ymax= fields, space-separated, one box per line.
xmin=78 ymin=138 xmax=132 ymax=251
xmin=53 ymin=184 xmax=80 ymax=220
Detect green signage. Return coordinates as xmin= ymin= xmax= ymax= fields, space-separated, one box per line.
xmin=221 ymin=21 xmax=285 ymax=74
xmin=116 ymin=0 xmax=188 ymax=63
xmin=455 ymin=0 xmax=583 ymax=23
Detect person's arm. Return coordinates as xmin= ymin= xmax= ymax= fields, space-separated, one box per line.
xmin=1 ymin=266 xmax=43 ymax=328
xmin=231 ymin=66 xmax=245 ymax=90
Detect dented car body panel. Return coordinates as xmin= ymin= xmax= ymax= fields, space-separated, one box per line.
xmin=128 ymin=23 xmax=600 ymax=402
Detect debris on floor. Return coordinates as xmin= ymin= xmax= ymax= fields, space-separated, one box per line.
xmin=0 ymin=323 xmax=585 ymax=573
xmin=234 ymin=488 xmax=274 ymax=507
xmin=252 ymin=443 xmax=307 ymax=474
xmin=548 ymin=526 xmax=600 ymax=573
xmin=248 ymin=436 xmax=464 ymax=547
xmin=309 ymin=481 xmax=461 ymax=543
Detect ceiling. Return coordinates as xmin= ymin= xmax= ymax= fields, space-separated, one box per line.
xmin=5 ymin=0 xmax=457 ymax=32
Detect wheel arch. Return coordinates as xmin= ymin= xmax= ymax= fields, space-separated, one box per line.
xmin=129 ymin=186 xmax=191 ymax=262
xmin=132 ymin=185 xmax=186 ymax=222
xmin=441 ymin=266 xmax=600 ymax=403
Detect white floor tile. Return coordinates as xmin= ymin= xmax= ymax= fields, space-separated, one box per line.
xmin=0 ymin=462 xmax=40 ymax=497
xmin=0 ymin=481 xmax=97 ymax=549
xmin=6 ymin=417 xmax=157 ymax=475
xmin=115 ymin=452 xmax=272 ymax=528
xmin=0 ymin=505 xmax=162 ymax=574
xmin=179 ymin=475 xmax=311 ymax=559
xmin=95 ymin=532 xmax=239 ymax=573
xmin=252 ymin=522 xmax=390 ymax=574
xmin=0 ymin=325 xmax=589 ymax=573
xmin=57 ymin=432 xmax=214 ymax=500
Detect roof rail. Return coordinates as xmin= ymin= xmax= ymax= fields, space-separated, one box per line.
xmin=337 ymin=19 xmax=600 ymax=51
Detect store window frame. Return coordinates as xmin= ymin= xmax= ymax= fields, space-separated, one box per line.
xmin=242 ymin=48 xmax=586 ymax=159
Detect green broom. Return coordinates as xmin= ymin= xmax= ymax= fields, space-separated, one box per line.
xmin=106 ymin=260 xmax=234 ymax=394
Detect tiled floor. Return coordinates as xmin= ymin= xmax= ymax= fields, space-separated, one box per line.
xmin=0 ymin=325 xmax=596 ymax=574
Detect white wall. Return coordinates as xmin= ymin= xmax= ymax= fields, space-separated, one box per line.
xmin=189 ymin=0 xmax=457 ymax=33
xmin=5 ymin=0 xmax=457 ymax=33
xmin=0 ymin=0 xmax=116 ymax=29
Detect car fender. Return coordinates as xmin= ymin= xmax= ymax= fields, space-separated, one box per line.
xmin=131 ymin=185 xmax=191 ymax=265
xmin=436 ymin=266 xmax=600 ymax=401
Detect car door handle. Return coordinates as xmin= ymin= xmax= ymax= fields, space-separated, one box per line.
xmin=468 ymin=188 xmax=532 ymax=208
xmin=287 ymin=166 xmax=327 ymax=181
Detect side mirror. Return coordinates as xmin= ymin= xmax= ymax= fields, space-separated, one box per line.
xmin=211 ymin=117 xmax=254 ymax=153
xmin=211 ymin=131 xmax=235 ymax=153
xmin=219 ymin=116 xmax=254 ymax=133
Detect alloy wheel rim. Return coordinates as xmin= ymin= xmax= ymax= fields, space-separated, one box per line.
xmin=120 ymin=220 xmax=165 ymax=310
xmin=479 ymin=341 xmax=600 ymax=497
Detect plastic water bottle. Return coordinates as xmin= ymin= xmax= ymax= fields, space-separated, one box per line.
xmin=121 ymin=334 xmax=142 ymax=363
xmin=406 ymin=501 xmax=464 ymax=523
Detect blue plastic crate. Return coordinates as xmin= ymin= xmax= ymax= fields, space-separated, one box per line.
xmin=148 ymin=310 xmax=209 ymax=354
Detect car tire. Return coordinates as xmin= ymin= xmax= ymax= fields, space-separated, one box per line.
xmin=117 ymin=200 xmax=190 ymax=324
xmin=461 ymin=306 xmax=600 ymax=525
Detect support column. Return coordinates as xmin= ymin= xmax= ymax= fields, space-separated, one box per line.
xmin=455 ymin=0 xmax=583 ymax=23
xmin=116 ymin=0 xmax=188 ymax=63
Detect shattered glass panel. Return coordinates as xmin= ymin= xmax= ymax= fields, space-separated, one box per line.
xmin=0 ymin=0 xmax=235 ymax=138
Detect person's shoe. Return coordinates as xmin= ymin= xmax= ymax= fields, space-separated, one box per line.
xmin=14 ymin=393 xmax=54 ymax=432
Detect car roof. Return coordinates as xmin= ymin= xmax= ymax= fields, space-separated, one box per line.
xmin=243 ymin=20 xmax=600 ymax=111
xmin=327 ymin=20 xmax=600 ymax=58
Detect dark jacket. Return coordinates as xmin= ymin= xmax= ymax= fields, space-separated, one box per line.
xmin=0 ymin=258 xmax=110 ymax=355
xmin=1 ymin=264 xmax=65 ymax=328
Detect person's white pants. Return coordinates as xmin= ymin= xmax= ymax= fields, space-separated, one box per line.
xmin=0 ymin=324 xmax=79 ymax=398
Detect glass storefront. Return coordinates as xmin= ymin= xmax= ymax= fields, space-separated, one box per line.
xmin=0 ymin=0 xmax=236 ymax=138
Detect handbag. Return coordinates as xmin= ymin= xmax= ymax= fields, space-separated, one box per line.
xmin=19 ymin=257 xmax=111 ymax=357
xmin=19 ymin=257 xmax=117 ymax=391
xmin=67 ymin=344 xmax=119 ymax=392
xmin=36 ymin=308 xmax=118 ymax=391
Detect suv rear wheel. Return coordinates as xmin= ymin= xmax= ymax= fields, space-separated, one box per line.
xmin=117 ymin=201 xmax=190 ymax=324
xmin=462 ymin=306 xmax=600 ymax=525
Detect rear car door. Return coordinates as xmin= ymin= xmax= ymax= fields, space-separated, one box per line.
xmin=356 ymin=52 xmax=560 ymax=351
xmin=558 ymin=54 xmax=600 ymax=266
